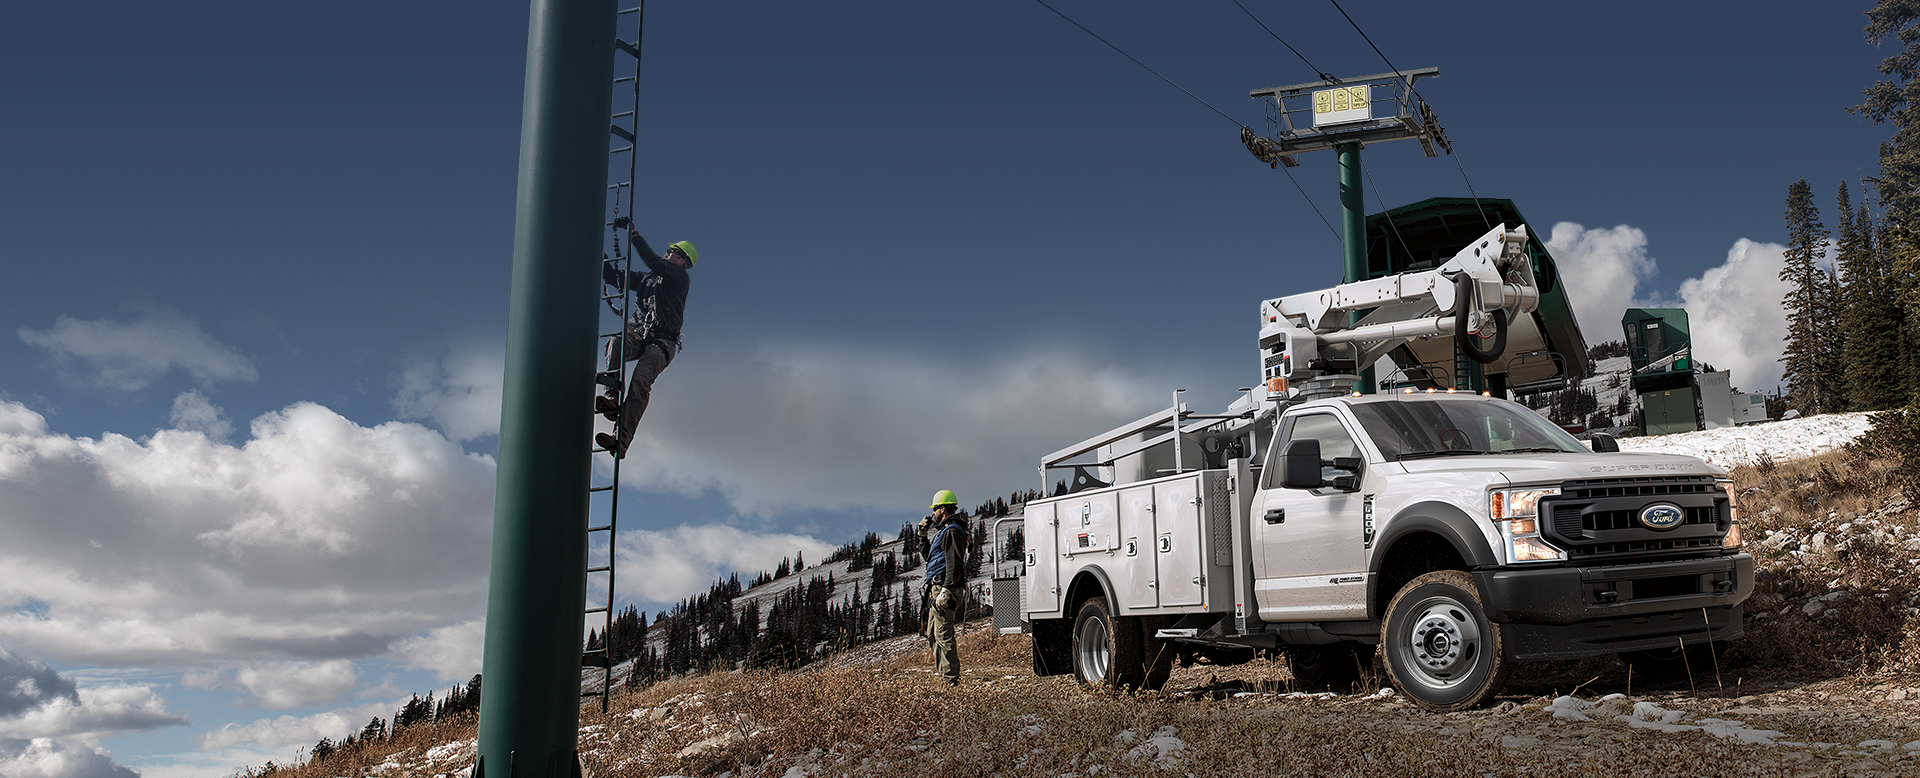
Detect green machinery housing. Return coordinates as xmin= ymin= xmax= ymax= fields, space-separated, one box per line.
xmin=1363 ymin=197 xmax=1589 ymax=395
xmin=1622 ymin=308 xmax=1698 ymax=435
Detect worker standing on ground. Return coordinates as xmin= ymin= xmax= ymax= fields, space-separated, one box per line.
xmin=595 ymin=216 xmax=696 ymax=458
xmin=917 ymin=490 xmax=969 ymax=686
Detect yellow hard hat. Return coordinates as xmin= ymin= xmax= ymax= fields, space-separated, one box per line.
xmin=929 ymin=489 xmax=958 ymax=509
xmin=670 ymin=241 xmax=698 ymax=267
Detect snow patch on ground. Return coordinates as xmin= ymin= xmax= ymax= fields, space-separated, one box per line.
xmin=1615 ymin=412 xmax=1872 ymax=468
xmin=1543 ymin=695 xmax=1786 ymax=746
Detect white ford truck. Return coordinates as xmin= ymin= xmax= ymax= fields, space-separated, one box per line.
xmin=993 ymin=225 xmax=1752 ymax=710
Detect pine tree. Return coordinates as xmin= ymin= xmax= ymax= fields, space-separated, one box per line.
xmin=1858 ymin=2 xmax=1920 ymax=228
xmin=1839 ymin=182 xmax=1909 ymax=409
xmin=1781 ymin=178 xmax=1833 ymax=414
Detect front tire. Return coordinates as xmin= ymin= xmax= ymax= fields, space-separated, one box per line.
xmin=1381 ymin=570 xmax=1508 ymax=711
xmin=1072 ymin=596 xmax=1144 ymax=690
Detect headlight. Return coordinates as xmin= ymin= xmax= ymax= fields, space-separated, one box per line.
xmin=1490 ymin=488 xmax=1558 ymax=520
xmin=1492 ymin=487 xmax=1564 ymax=564
xmin=1719 ymin=479 xmax=1743 ymax=549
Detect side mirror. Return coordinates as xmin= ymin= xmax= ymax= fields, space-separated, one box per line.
xmin=1589 ymin=433 xmax=1619 ymax=453
xmin=1280 ymin=439 xmax=1324 ymax=489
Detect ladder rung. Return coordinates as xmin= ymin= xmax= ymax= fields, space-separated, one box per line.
xmin=609 ymin=145 xmax=633 ymax=154
xmin=606 ymin=182 xmax=632 ymax=190
xmin=581 ymin=690 xmax=603 ymax=698
xmin=600 ymin=331 xmax=624 ymax=338
xmin=588 ymin=524 xmax=612 ymax=533
xmin=581 ymin=653 xmax=611 ymax=668
xmin=590 ymin=485 xmax=613 ymax=493
xmin=617 ymin=6 xmax=640 ymax=14
xmin=612 ymin=111 xmax=634 ymax=119
xmin=613 ymin=76 xmax=635 ymax=84
xmin=585 ymin=606 xmax=609 ymax=614
xmin=602 ymin=293 xmax=623 ymax=301
xmin=587 ymin=565 xmax=611 ymax=573
xmin=615 ymin=39 xmax=640 ymax=58
xmin=610 ymin=124 xmax=635 ymax=143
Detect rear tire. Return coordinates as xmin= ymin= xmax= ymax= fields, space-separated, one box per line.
xmin=1072 ymin=596 xmax=1144 ymax=690
xmin=1287 ymin=642 xmax=1364 ymax=692
xmin=1381 ymin=570 xmax=1508 ymax=711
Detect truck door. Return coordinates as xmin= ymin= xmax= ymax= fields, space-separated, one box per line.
xmin=1024 ymin=501 xmax=1061 ymax=615
xmin=1250 ymin=412 xmax=1369 ymax=621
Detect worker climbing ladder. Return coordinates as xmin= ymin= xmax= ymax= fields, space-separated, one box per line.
xmin=581 ymin=1 xmax=646 ymax=713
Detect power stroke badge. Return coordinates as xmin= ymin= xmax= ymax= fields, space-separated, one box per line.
xmin=1638 ymin=503 xmax=1684 ymax=530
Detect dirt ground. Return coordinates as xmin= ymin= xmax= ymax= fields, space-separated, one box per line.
xmin=574 ymin=621 xmax=1920 ymax=778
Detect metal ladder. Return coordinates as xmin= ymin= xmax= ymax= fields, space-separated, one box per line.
xmin=582 ymin=0 xmax=646 ymax=714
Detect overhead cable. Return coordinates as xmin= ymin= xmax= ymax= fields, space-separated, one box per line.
xmin=1283 ymin=164 xmax=1339 ymax=239
xmin=1327 ymin=0 xmax=1490 ymax=229
xmin=1031 ymin=0 xmax=1340 ymax=241
xmin=1363 ymin=163 xmax=1415 ymax=261
xmin=1030 ymin=0 xmax=1242 ymax=126
xmin=1230 ymin=0 xmax=1334 ymax=82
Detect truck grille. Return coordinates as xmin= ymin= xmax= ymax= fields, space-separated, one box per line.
xmin=1544 ymin=476 xmax=1728 ymax=562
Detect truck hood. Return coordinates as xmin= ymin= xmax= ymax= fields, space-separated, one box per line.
xmin=1396 ymin=451 xmax=1723 ymax=485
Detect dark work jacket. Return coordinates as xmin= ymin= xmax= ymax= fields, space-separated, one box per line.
xmin=604 ymin=232 xmax=691 ymax=345
xmin=924 ymin=518 xmax=969 ymax=589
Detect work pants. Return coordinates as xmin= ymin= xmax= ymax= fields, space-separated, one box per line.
xmin=926 ymin=584 xmax=960 ymax=685
xmin=602 ymin=336 xmax=676 ymax=441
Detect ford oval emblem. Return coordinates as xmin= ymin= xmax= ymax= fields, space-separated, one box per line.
xmin=1639 ymin=503 xmax=1684 ymax=530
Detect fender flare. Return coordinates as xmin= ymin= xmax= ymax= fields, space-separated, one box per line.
xmin=1062 ymin=565 xmax=1122 ymax=617
xmin=1368 ymin=501 xmax=1499 ymax=617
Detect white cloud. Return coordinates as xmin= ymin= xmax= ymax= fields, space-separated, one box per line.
xmin=615 ymin=344 xmax=1169 ymax=514
xmin=615 ymin=525 xmax=838 ymax=607
xmin=0 ymin=649 xmax=178 ymax=778
xmin=393 ymin=344 xmax=504 ymax=442
xmin=169 ymin=391 xmax=232 ymax=440
xmin=0 ymin=683 xmax=187 ymax=741
xmin=1545 ymin=222 xmax=1657 ymax=338
xmin=17 ymin=310 xmax=256 ymax=393
xmin=0 ymin=400 xmax=496 ymax=668
xmin=196 ymin=697 xmax=402 ymax=753
xmin=1673 ymin=239 xmax=1792 ymax=393
xmin=191 ymin=661 xmax=361 ymax=710
xmin=390 ymin=620 xmax=485 ymax=684
xmin=0 ymin=738 xmax=136 ymax=778
xmin=1544 ymin=223 xmax=1788 ymax=392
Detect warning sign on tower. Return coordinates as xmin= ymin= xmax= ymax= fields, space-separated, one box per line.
xmin=1312 ymin=85 xmax=1370 ymax=127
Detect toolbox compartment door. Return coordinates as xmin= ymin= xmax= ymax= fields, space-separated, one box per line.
xmin=1117 ymin=485 xmax=1160 ymax=610
xmin=1024 ymin=501 xmax=1060 ymax=615
xmin=1155 ymin=476 xmax=1206 ymax=606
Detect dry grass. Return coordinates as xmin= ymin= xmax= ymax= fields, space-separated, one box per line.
xmin=566 ymin=630 xmax=1818 ymax=778
xmin=1720 ymin=448 xmax=1920 ymax=678
xmin=250 ymin=714 xmax=476 ymax=777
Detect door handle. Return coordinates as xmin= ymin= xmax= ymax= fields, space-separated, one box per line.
xmin=1263 ymin=508 xmax=1285 ymax=524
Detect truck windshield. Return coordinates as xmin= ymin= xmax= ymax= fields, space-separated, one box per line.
xmin=1349 ymin=398 xmax=1587 ymax=460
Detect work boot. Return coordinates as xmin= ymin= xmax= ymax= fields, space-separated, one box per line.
xmin=594 ymin=393 xmax=619 ymax=421
xmin=595 ymin=432 xmax=627 ymax=459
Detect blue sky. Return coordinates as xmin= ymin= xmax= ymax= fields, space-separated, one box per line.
xmin=0 ymin=1 xmax=1893 ymax=775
